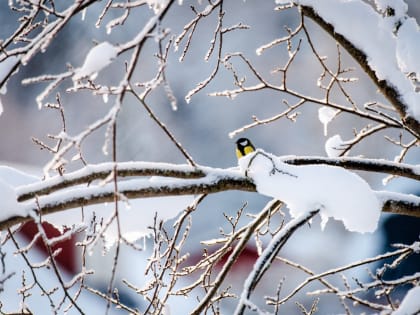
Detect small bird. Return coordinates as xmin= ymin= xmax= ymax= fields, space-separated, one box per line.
xmin=236 ymin=138 xmax=256 ymax=159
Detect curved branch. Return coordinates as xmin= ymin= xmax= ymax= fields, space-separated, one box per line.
xmin=300 ymin=5 xmax=420 ymax=136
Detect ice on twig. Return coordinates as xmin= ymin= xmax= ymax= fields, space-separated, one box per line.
xmin=239 ymin=150 xmax=381 ymax=233
xmin=318 ymin=106 xmax=340 ymax=136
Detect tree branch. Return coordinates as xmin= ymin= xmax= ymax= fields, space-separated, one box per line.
xmin=3 ymin=159 xmax=419 ymax=231
xmin=282 ymin=156 xmax=420 ymax=181
xmin=300 ymin=5 xmax=420 ymax=136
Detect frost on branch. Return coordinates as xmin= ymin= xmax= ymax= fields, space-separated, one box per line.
xmin=239 ymin=150 xmax=381 ymax=233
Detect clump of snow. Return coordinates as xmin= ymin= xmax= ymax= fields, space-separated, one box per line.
xmin=239 ymin=150 xmax=381 ymax=233
xmin=325 ymin=134 xmax=347 ymax=157
xmin=391 ymin=285 xmax=420 ymax=315
xmin=73 ymin=42 xmax=118 ymax=81
xmin=318 ymin=106 xmax=340 ymax=136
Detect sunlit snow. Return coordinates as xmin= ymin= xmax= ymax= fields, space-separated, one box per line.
xmin=239 ymin=150 xmax=381 ymax=233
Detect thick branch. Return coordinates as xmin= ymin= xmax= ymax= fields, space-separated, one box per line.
xmin=17 ymin=158 xmax=419 ymax=202
xmin=300 ymin=5 xmax=420 ymax=135
xmin=2 ymin=175 xmax=256 ymax=231
xmin=2 ymin=172 xmax=419 ymax=231
xmin=3 ymin=159 xmax=419 ymax=231
xmin=17 ymin=162 xmax=206 ymax=202
xmin=283 ymin=156 xmax=420 ymax=181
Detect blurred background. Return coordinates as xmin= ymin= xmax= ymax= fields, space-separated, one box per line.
xmin=0 ymin=1 xmax=419 ymax=313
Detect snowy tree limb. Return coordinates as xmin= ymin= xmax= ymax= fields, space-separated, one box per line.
xmin=16 ymin=158 xmax=420 ymax=202
xmin=300 ymin=5 xmax=420 ymax=136
xmin=282 ymin=156 xmax=420 ymax=181
xmin=1 ymin=161 xmax=418 ymax=231
xmin=233 ymin=210 xmax=320 ymax=315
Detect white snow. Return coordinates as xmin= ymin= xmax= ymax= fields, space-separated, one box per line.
xmin=325 ymin=134 xmax=347 ymax=157
xmin=147 ymin=0 xmax=169 ymax=14
xmin=275 ymin=0 xmax=420 ymax=121
xmin=318 ymin=106 xmax=340 ymax=136
xmin=0 ymin=55 xmax=20 ymax=95
xmin=391 ymin=285 xmax=420 ymax=315
xmin=73 ymin=41 xmax=118 ymax=81
xmin=239 ymin=150 xmax=381 ymax=233
xmin=0 ymin=166 xmax=39 ymax=221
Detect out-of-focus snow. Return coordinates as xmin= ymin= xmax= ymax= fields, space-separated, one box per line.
xmin=325 ymin=134 xmax=347 ymax=157
xmin=73 ymin=42 xmax=118 ymax=81
xmin=239 ymin=150 xmax=381 ymax=233
xmin=275 ymin=0 xmax=420 ymax=121
xmin=318 ymin=106 xmax=339 ymax=136
xmin=0 ymin=166 xmax=39 ymax=221
xmin=391 ymin=285 xmax=420 ymax=315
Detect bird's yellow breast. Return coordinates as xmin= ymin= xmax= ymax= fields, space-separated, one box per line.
xmin=244 ymin=146 xmax=255 ymax=155
xmin=236 ymin=146 xmax=255 ymax=159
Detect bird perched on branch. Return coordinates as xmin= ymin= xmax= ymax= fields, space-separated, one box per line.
xmin=236 ymin=138 xmax=256 ymax=159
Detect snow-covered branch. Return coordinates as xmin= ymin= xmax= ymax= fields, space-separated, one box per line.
xmin=234 ymin=210 xmax=319 ymax=315
xmin=299 ymin=3 xmax=420 ymax=135
xmin=16 ymin=157 xmax=420 ymax=203
xmin=282 ymin=156 xmax=420 ymax=181
xmin=1 ymin=159 xmax=419 ymax=231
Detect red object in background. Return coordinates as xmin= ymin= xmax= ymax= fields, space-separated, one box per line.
xmin=20 ymin=221 xmax=78 ymax=274
xmin=216 ymin=245 xmax=259 ymax=272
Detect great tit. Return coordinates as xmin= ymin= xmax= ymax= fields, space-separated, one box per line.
xmin=236 ymin=138 xmax=256 ymax=159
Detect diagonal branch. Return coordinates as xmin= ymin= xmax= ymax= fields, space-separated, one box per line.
xmin=233 ymin=210 xmax=320 ymax=315
xmin=300 ymin=5 xmax=420 ymax=136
